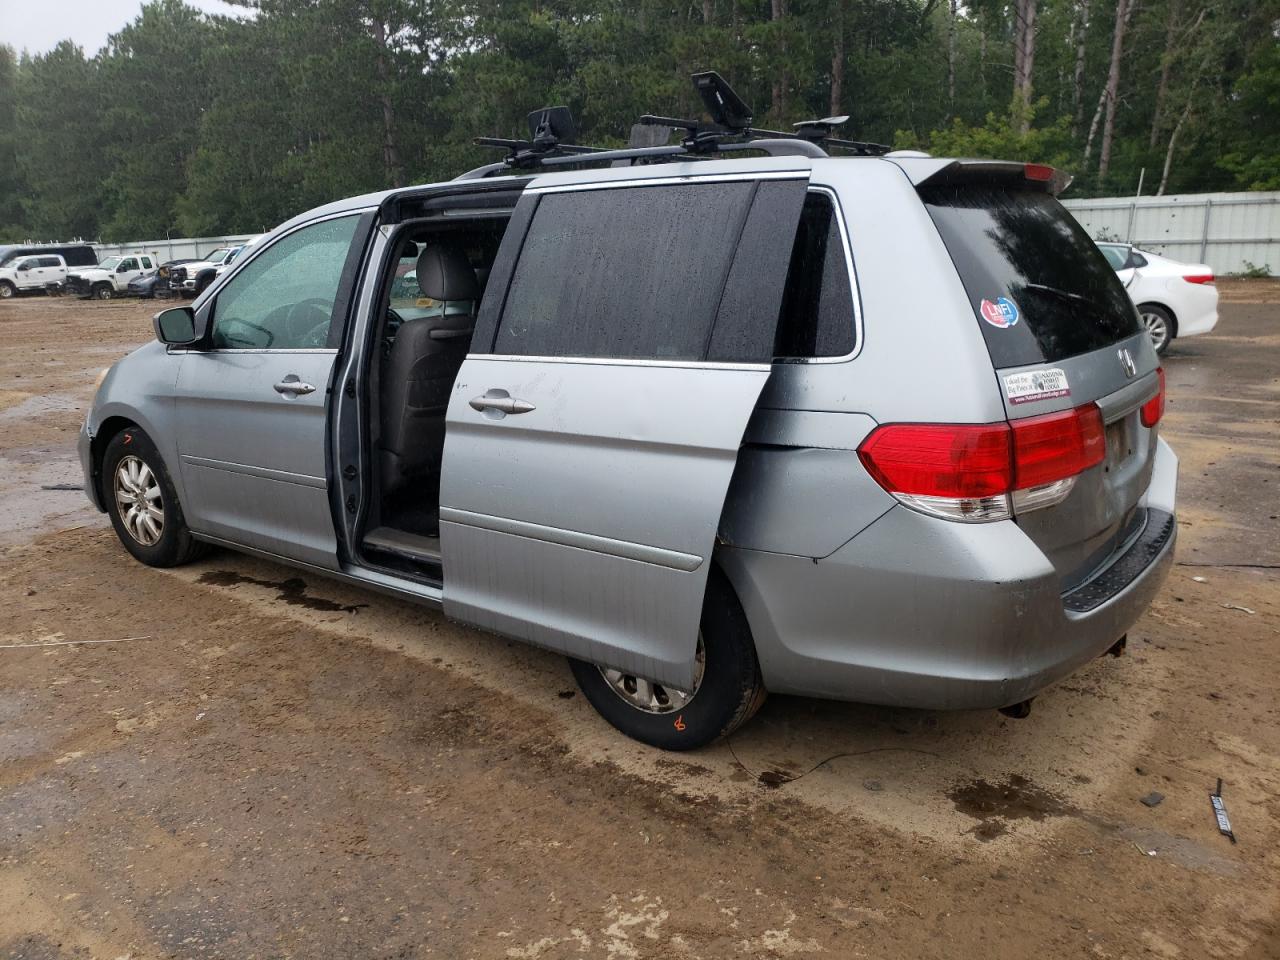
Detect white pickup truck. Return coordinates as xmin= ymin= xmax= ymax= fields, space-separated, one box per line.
xmin=65 ymin=254 xmax=158 ymax=300
xmin=168 ymin=242 xmax=257 ymax=296
xmin=0 ymin=254 xmax=68 ymax=298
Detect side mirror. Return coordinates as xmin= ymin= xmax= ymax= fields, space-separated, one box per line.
xmin=118 ymin=264 xmax=129 ymax=273
xmin=154 ymin=306 xmax=199 ymax=346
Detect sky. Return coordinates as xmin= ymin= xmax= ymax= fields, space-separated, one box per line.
xmin=0 ymin=0 xmax=247 ymax=57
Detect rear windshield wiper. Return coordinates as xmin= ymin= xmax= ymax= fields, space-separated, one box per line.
xmin=1019 ymin=282 xmax=1108 ymax=314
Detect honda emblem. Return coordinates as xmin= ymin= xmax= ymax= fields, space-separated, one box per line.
xmin=1118 ymin=347 xmax=1137 ymax=378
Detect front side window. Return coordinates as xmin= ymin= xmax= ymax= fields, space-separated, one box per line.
xmin=495 ymin=182 xmax=756 ymax=361
xmin=120 ymin=258 xmax=139 ymax=271
xmin=210 ymin=215 xmax=360 ymax=350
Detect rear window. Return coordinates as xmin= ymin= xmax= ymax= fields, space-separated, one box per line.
xmin=1098 ymin=244 xmax=1128 ymax=270
xmin=774 ymin=192 xmax=856 ymax=358
xmin=921 ymin=186 xmax=1139 ymax=367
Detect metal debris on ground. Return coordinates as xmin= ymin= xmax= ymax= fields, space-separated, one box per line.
xmin=0 ymin=635 xmax=154 ymax=650
xmin=1210 ymin=779 xmax=1237 ymax=844
xmin=1221 ymin=603 xmax=1256 ymax=615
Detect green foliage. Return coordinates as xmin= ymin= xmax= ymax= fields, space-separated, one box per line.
xmin=898 ymin=99 xmax=1075 ymax=169
xmin=0 ymin=0 xmax=1276 ymax=243
xmin=1231 ymin=260 xmax=1274 ymax=279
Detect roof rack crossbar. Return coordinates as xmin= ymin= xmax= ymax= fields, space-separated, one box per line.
xmin=469 ymin=70 xmax=893 ymax=175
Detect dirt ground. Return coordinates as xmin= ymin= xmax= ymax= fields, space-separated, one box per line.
xmin=1 ymin=283 xmax=1278 ymax=960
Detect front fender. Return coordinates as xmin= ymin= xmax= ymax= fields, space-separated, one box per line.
xmin=86 ymin=341 xmax=187 ymax=507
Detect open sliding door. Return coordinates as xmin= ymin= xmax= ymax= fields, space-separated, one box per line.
xmin=441 ymin=169 xmax=810 ymax=688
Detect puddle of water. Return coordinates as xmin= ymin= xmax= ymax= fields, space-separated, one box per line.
xmin=948 ymin=774 xmax=1079 ymax=840
xmin=197 ymin=570 xmax=367 ymax=614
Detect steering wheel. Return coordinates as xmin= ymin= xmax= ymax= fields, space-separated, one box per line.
xmin=285 ymin=298 xmax=334 ymax=347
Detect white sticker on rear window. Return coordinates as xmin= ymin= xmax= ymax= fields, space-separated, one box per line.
xmin=1003 ymin=368 xmax=1070 ymax=405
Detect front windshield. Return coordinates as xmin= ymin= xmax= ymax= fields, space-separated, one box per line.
xmin=208 ymin=248 xmax=231 ymax=263
xmin=98 ymin=256 xmax=122 ymax=270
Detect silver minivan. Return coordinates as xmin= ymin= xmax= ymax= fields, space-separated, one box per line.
xmin=80 ymin=146 xmax=1176 ymax=749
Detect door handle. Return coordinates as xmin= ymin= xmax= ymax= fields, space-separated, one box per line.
xmin=469 ymin=394 xmax=535 ymax=415
xmin=274 ymin=379 xmax=316 ymax=396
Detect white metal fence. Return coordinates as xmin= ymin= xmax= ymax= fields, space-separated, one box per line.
xmin=1062 ymin=191 xmax=1279 ymax=276
xmin=91 ymin=234 xmax=259 ymax=263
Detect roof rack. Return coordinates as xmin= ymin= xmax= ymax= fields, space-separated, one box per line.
xmin=458 ymin=71 xmax=891 ymax=180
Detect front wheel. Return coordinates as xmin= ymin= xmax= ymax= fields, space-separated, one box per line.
xmin=569 ymin=567 xmax=766 ymax=750
xmin=1139 ymin=304 xmax=1174 ymax=355
xmin=93 ymin=283 xmax=114 ymax=301
xmin=103 ymin=428 xmax=207 ymax=567
xmin=0 ymin=280 xmax=14 ymax=299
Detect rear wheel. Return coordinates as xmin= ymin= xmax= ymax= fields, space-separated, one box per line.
xmin=568 ymin=567 xmax=766 ymax=750
xmin=1139 ymin=304 xmax=1174 ymax=355
xmin=93 ymin=283 xmax=114 ymax=301
xmin=0 ymin=280 xmax=14 ymax=298
xmin=103 ymin=428 xmax=207 ymax=567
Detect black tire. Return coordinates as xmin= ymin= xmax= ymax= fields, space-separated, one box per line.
xmin=1138 ymin=303 xmax=1175 ymax=356
xmin=102 ymin=428 xmax=208 ymax=567
xmin=93 ymin=283 xmax=114 ymax=301
xmin=0 ymin=280 xmax=14 ymax=299
xmin=569 ymin=566 xmax=767 ymax=750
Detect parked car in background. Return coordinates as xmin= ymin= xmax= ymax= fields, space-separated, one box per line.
xmin=66 ymin=254 xmax=158 ymax=300
xmin=0 ymin=253 xmax=68 ymax=298
xmin=168 ymin=242 xmax=257 ymax=296
xmin=80 ymin=139 xmax=1176 ymax=750
xmin=0 ymin=243 xmax=97 ymax=269
xmin=128 ymin=259 xmax=194 ymax=299
xmin=1098 ymin=242 xmax=1218 ymax=355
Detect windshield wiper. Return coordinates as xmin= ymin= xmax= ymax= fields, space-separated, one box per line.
xmin=1020 ymin=282 xmax=1108 ymax=313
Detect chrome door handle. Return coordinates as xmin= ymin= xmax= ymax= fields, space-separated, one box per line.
xmin=274 ymin=379 xmax=316 ymax=396
xmin=469 ymin=394 xmax=535 ymax=415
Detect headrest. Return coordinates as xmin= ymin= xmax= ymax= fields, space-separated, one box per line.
xmin=415 ymin=244 xmax=479 ymax=302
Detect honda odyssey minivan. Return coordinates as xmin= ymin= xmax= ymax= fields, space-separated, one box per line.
xmin=80 ymin=127 xmax=1176 ymax=749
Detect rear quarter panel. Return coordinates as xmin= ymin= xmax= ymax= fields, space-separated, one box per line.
xmin=719 ymin=159 xmax=1006 ymax=559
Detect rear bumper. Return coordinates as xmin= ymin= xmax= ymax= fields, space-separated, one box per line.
xmin=720 ymin=438 xmax=1179 ymax=710
xmin=1169 ymin=280 xmax=1218 ymax=338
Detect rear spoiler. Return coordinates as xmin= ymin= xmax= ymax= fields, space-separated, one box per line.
xmin=887 ymin=157 xmax=1074 ymax=197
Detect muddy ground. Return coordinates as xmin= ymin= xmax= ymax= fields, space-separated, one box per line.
xmin=1 ymin=287 xmax=1278 ymax=959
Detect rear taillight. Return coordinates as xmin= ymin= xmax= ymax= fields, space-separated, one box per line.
xmin=857 ymin=404 xmax=1106 ymax=523
xmin=1183 ymin=273 xmax=1214 ymax=284
xmin=1141 ymin=367 xmax=1166 ymax=428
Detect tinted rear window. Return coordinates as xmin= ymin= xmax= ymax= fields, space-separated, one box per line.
xmin=921 ymin=186 xmax=1139 ymax=367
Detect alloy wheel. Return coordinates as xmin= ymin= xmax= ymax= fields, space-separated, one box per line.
xmin=598 ymin=634 xmax=705 ymax=714
xmin=1141 ymin=310 xmax=1169 ymax=352
xmin=114 ymin=455 xmax=164 ymax=546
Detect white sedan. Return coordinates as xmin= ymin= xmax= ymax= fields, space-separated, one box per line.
xmin=1098 ymin=242 xmax=1218 ymax=355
